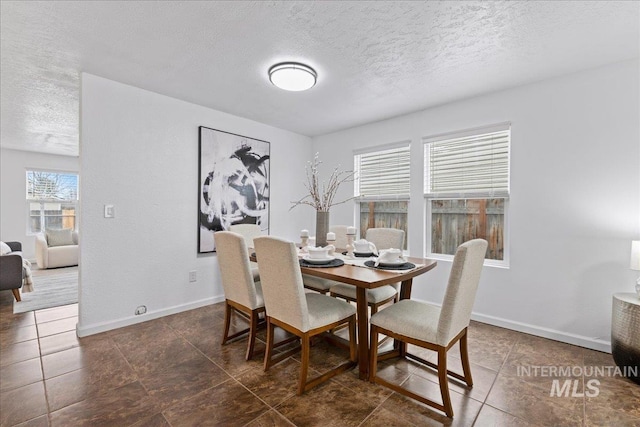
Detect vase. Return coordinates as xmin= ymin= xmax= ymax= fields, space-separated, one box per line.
xmin=315 ymin=210 xmax=330 ymax=247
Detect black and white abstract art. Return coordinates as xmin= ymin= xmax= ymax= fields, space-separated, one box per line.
xmin=198 ymin=126 xmax=270 ymax=253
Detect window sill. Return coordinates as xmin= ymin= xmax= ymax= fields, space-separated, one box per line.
xmin=427 ymin=253 xmax=509 ymax=269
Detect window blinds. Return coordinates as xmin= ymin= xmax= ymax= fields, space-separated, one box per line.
xmin=354 ymin=144 xmax=411 ymax=200
xmin=424 ymin=128 xmax=510 ymax=198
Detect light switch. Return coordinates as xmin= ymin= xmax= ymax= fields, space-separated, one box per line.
xmin=104 ymin=204 xmax=115 ymax=218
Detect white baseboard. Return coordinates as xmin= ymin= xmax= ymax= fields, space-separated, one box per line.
xmin=415 ymin=298 xmax=612 ymax=354
xmin=76 ymin=295 xmax=226 ymax=337
xmin=470 ymin=312 xmax=611 ymax=353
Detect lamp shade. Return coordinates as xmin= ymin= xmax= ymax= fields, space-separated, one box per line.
xmin=631 ymin=240 xmax=640 ymax=271
xmin=268 ymin=62 xmax=317 ymax=91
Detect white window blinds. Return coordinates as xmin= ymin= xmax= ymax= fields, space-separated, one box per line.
xmin=26 ymin=171 xmax=79 ymax=201
xmin=354 ymin=143 xmax=410 ymax=200
xmin=424 ymin=126 xmax=510 ymax=198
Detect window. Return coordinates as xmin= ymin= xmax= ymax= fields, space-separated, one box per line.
xmin=354 ymin=142 xmax=410 ymax=248
xmin=26 ymin=170 xmax=79 ymax=234
xmin=423 ymin=124 xmax=510 ymax=264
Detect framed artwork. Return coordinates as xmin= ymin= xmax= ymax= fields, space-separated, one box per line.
xmin=198 ymin=126 xmax=270 ymax=253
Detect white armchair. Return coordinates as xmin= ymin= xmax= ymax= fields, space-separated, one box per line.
xmin=35 ymin=229 xmax=79 ymax=269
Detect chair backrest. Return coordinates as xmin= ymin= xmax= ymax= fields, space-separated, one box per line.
xmin=365 ymin=228 xmax=405 ymax=250
xmin=437 ymin=239 xmax=488 ymax=345
xmin=329 ymin=225 xmax=349 ymax=249
xmin=229 ymin=224 xmax=262 ymax=248
xmin=254 ymin=236 xmax=310 ymax=332
xmin=215 ymin=231 xmax=262 ymax=309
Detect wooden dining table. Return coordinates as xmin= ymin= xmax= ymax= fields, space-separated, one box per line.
xmin=297 ymin=254 xmax=438 ymax=380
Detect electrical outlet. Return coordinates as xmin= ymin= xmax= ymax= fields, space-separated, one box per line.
xmin=135 ymin=305 xmax=147 ymax=315
xmin=189 ymin=270 xmax=197 ymax=282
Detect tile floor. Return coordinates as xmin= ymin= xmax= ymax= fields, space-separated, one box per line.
xmin=1 ymin=285 xmax=639 ymax=426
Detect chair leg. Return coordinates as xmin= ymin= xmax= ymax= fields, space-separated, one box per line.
xmin=245 ymin=309 xmax=259 ymax=361
xmin=298 ymin=334 xmax=311 ymax=395
xmin=369 ymin=324 xmax=380 ymax=383
xmin=349 ymin=316 xmax=357 ymax=362
xmin=459 ymin=328 xmax=473 ymax=387
xmin=11 ymin=289 xmax=21 ymax=302
xmin=437 ymin=347 xmax=454 ymax=418
xmin=221 ymin=302 xmax=232 ymax=345
xmin=263 ymin=318 xmax=276 ymax=371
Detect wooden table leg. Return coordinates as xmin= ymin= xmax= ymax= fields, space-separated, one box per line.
xmin=356 ymin=286 xmax=369 ymax=380
xmin=395 ymin=278 xmax=414 ymax=357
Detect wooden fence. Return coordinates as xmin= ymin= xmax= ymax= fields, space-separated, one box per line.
xmin=431 ymin=199 xmax=504 ymax=260
xmin=359 ymin=201 xmax=408 ymax=249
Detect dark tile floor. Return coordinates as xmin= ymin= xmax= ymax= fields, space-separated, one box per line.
xmin=1 ymin=285 xmax=639 ymax=426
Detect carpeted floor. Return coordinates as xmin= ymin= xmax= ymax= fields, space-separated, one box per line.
xmin=13 ymin=266 xmax=78 ymax=313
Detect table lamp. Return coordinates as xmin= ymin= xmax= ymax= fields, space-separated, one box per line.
xmin=631 ymin=240 xmax=640 ymax=297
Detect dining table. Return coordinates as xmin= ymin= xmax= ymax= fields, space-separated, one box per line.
xmin=253 ymin=249 xmax=437 ymax=380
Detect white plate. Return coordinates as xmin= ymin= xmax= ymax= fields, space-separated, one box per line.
xmin=376 ymin=259 xmax=407 ymax=267
xmin=303 ymin=255 xmax=336 ymax=264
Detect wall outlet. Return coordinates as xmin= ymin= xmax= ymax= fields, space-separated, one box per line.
xmin=189 ymin=270 xmax=197 ymax=282
xmin=135 ymin=305 xmax=147 ymax=315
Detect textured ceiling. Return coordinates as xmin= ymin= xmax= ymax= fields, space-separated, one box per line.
xmin=1 ymin=1 xmax=638 ymax=157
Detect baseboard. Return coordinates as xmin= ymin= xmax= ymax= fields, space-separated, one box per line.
xmin=470 ymin=311 xmax=611 ymax=353
xmin=414 ymin=298 xmax=612 ymax=353
xmin=76 ymin=295 xmax=226 ymax=337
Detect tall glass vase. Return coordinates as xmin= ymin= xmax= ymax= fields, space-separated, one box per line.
xmin=315 ymin=210 xmax=330 ymax=247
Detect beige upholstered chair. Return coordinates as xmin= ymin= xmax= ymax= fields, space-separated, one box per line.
xmin=329 ymin=225 xmax=349 ymax=250
xmin=369 ymin=239 xmax=488 ymax=418
xmin=35 ymin=229 xmax=79 ymax=269
xmin=215 ymin=231 xmax=265 ymax=360
xmin=229 ymin=224 xmax=262 ymax=248
xmin=228 ymin=223 xmax=262 ymax=282
xmin=254 ymin=236 xmax=357 ymax=395
xmin=330 ymin=227 xmax=405 ymax=314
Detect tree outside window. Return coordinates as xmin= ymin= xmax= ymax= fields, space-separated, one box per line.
xmin=26 ymin=171 xmax=79 ymax=234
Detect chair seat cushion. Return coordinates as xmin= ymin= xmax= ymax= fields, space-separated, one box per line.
xmin=302 ymin=275 xmax=336 ymax=292
xmin=370 ymin=299 xmax=443 ymax=345
xmin=306 ymin=293 xmax=356 ymax=330
xmin=330 ymin=283 xmax=397 ymax=304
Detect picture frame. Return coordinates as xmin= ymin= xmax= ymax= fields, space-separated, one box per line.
xmin=198 ymin=126 xmax=270 ymax=253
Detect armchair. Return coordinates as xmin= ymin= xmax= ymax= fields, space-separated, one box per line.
xmin=35 ymin=230 xmax=79 ymax=269
xmin=0 ymin=242 xmax=24 ymax=301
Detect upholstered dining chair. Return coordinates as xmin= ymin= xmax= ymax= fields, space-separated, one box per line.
xmin=228 ymin=223 xmax=262 ymax=282
xmin=369 ymin=239 xmax=488 ymax=418
xmin=254 ymin=236 xmax=357 ymax=395
xmin=215 ymin=231 xmax=265 ymax=360
xmin=330 ymin=227 xmax=405 ymax=314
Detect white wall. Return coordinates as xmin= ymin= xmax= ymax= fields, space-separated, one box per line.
xmin=78 ymin=73 xmax=312 ymax=336
xmin=0 ymin=148 xmax=79 ymax=259
xmin=314 ymin=60 xmax=640 ymax=352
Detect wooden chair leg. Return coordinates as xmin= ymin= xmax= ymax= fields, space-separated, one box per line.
xmin=245 ymin=309 xmax=259 ymax=361
xmin=437 ymin=347 xmax=453 ymax=418
xmin=369 ymin=324 xmax=380 ymax=383
xmin=298 ymin=334 xmax=311 ymax=395
xmin=459 ymin=329 xmax=473 ymax=387
xmin=349 ymin=316 xmax=357 ymax=362
xmin=11 ymin=289 xmax=21 ymax=302
xmin=222 ymin=302 xmax=232 ymax=345
xmin=263 ymin=318 xmax=276 ymax=371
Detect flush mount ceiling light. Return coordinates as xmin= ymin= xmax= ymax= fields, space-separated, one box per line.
xmin=268 ymin=62 xmax=317 ymax=91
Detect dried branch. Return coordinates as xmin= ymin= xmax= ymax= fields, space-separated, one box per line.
xmin=290 ymin=153 xmax=356 ymax=212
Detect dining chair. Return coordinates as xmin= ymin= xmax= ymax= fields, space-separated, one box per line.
xmin=254 ymin=236 xmax=357 ymax=395
xmin=215 ymin=231 xmax=265 ymax=360
xmin=228 ymin=223 xmax=262 ymax=282
xmin=369 ymin=239 xmax=488 ymax=418
xmin=330 ymin=227 xmax=405 ymax=314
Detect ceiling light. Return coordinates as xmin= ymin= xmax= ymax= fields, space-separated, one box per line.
xmin=268 ymin=62 xmax=317 ymax=91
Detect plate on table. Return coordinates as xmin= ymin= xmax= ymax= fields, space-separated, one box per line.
xmin=343 ymin=251 xmax=375 ymax=257
xmin=365 ymin=260 xmax=416 ymax=270
xmin=302 ymin=255 xmax=335 ymax=265
xmin=377 ymin=259 xmax=407 ymax=267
